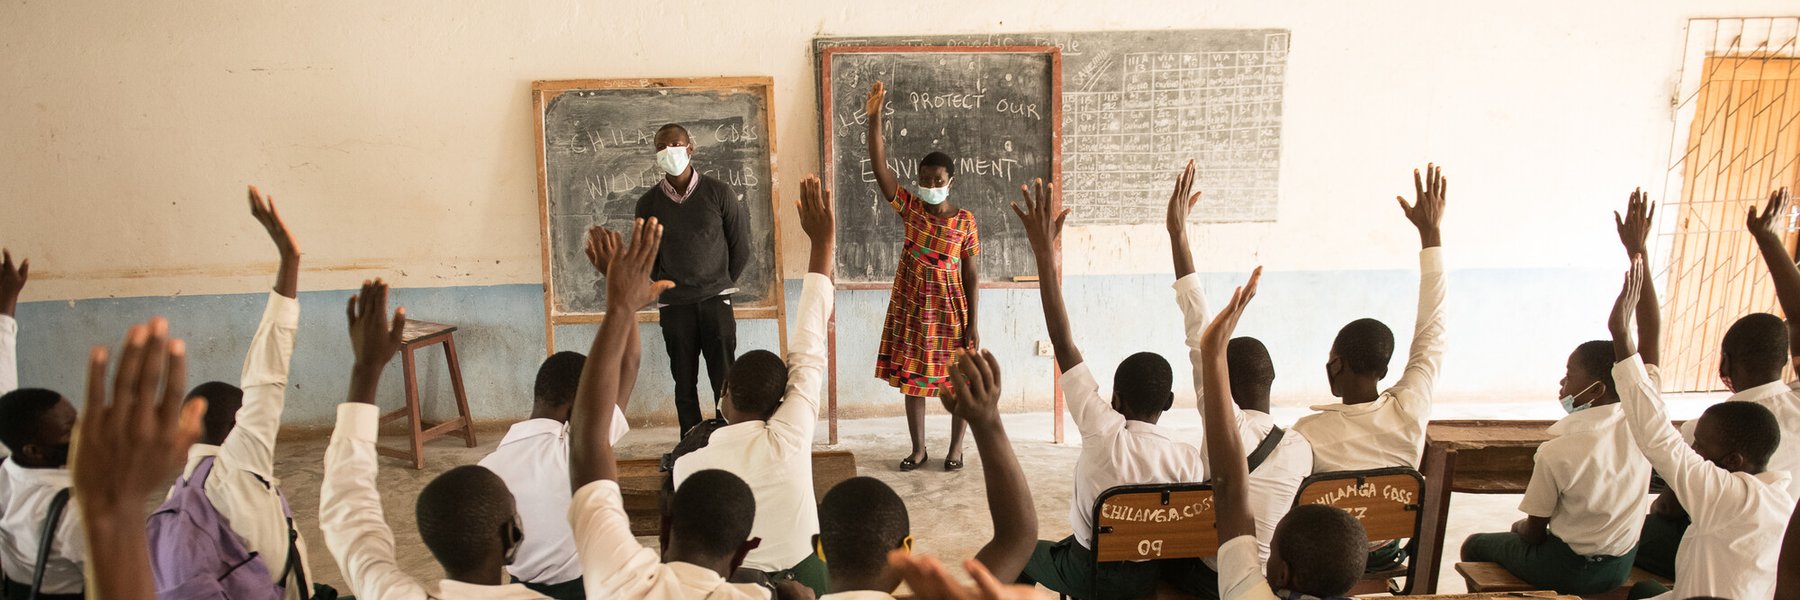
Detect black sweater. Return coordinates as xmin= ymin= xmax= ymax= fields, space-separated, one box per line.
xmin=634 ymin=173 xmax=751 ymax=306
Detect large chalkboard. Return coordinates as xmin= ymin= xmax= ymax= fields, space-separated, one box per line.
xmin=818 ymin=30 xmax=1289 ymax=225
xmin=533 ymin=78 xmax=785 ymax=343
xmin=821 ymin=46 xmax=1061 ymax=284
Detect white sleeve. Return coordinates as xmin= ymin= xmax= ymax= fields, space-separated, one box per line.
xmin=1391 ymin=247 xmax=1447 ymax=420
xmin=1064 ymin=363 xmax=1125 ymax=439
xmin=320 ymin=404 xmax=431 ymax=600
xmin=1517 ymin=448 xmax=1561 ymax=518
xmin=571 ymin=480 xmax=664 ymax=599
xmin=1218 ymin=535 xmax=1281 ymax=600
xmin=1173 ymin=274 xmax=1213 ymax=408
xmin=1613 ymin=356 xmax=1741 ymax=520
xmin=768 ymin=274 xmax=833 ymax=454
xmin=219 ymin=292 xmax=299 ymax=479
xmin=0 ymin=314 xmax=16 ymax=396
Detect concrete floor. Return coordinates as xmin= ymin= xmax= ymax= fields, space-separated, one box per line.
xmin=272 ymin=400 xmax=1717 ymax=596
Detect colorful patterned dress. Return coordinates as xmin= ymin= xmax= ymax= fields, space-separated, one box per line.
xmin=875 ymin=188 xmax=981 ymax=396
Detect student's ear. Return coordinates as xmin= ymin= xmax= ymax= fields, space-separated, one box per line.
xmin=731 ymin=537 xmax=763 ymax=574
xmin=898 ymin=535 xmax=913 ymax=553
xmin=1266 ymin=556 xmax=1291 ymax=590
xmin=1162 ymin=391 xmax=1175 ymax=412
xmin=502 ymin=514 xmax=524 ymax=564
xmin=1717 ymin=451 xmax=1749 ymax=473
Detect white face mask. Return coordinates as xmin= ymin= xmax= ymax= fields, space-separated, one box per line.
xmin=655 ymin=146 xmax=690 ymax=177
xmin=1559 ymin=381 xmax=1601 ymax=414
xmin=917 ymin=185 xmax=950 ymax=205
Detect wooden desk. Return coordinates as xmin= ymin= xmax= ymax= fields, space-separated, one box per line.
xmin=1414 ymin=420 xmax=1557 ymax=594
xmin=616 ymin=450 xmax=859 ymax=537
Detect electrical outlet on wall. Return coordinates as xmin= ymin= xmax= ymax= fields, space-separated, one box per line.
xmin=1036 ymin=340 xmax=1054 ymax=357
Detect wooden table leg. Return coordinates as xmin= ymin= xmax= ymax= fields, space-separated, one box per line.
xmin=827 ymin=310 xmax=838 ymax=446
xmin=444 ymin=336 xmax=477 ymax=448
xmin=1414 ymin=444 xmax=1457 ymax=594
xmin=402 ymin=345 xmax=425 ymax=470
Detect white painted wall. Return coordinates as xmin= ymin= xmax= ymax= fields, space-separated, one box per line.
xmin=0 ymin=0 xmax=1791 ymax=298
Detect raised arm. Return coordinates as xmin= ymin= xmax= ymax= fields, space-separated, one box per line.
xmin=570 ymin=220 xmax=669 ymax=489
xmin=72 ymin=318 xmax=204 ymax=600
xmin=768 ymin=176 xmax=837 ymax=446
xmin=0 ymin=249 xmax=28 ymax=396
xmin=943 ymin=349 xmax=1037 ymax=582
xmin=222 ymin=186 xmax=303 ymax=478
xmin=865 ymin=82 xmax=900 ymax=203
xmin=1201 ymin=272 xmax=1263 ymax=545
xmin=1749 ymin=189 xmax=1799 ymax=362
xmin=1166 ymin=161 xmax=1217 ymax=406
xmin=1391 ymin=164 xmax=1448 ymax=406
xmin=1168 ymin=160 xmax=1203 ymax=279
xmin=1617 ymin=189 xmax=1661 ymax=366
xmin=584 ymin=226 xmax=643 ymax=413
xmin=1012 ymin=178 xmax=1080 ymax=370
xmin=322 ymin=280 xmax=429 ymax=599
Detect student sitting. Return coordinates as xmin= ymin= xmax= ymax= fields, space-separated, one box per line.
xmin=1008 ymin=178 xmax=1204 ymax=599
xmin=1291 ymin=163 xmax=1447 ymax=570
xmin=322 ymin=279 xmax=548 ymax=599
xmin=814 ymin=348 xmax=1037 ymax=599
xmin=672 ymin=175 xmax=837 ymax=594
xmin=1166 ymin=161 xmax=1313 ymax=576
xmin=1638 ymin=189 xmax=1800 ymax=578
xmin=150 ymin=187 xmax=327 ymax=600
xmin=0 ymin=250 xmax=24 ymax=401
xmin=1609 ymin=256 xmax=1793 ymax=600
xmin=1459 ymin=191 xmax=1658 ymax=595
xmin=0 ymin=251 xmax=81 ymax=600
xmin=478 ymin=227 xmax=638 ymax=600
xmin=1198 ymin=264 xmax=1370 ymax=600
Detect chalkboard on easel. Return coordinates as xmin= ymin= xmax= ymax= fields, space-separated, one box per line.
xmin=820 ymin=46 xmax=1062 ymax=284
xmin=533 ymin=77 xmax=787 ymax=353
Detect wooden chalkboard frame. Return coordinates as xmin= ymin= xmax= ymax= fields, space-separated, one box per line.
xmin=532 ymin=77 xmax=789 ymax=356
xmin=817 ymin=46 xmax=1068 ymax=444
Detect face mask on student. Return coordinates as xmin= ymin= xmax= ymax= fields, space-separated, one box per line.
xmin=1558 ymin=381 xmax=1601 ymax=415
xmin=917 ymin=186 xmax=950 ymax=205
xmin=656 ymin=146 xmax=690 ymax=177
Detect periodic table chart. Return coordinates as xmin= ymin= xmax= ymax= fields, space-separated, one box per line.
xmin=817 ymin=30 xmax=1290 ymax=225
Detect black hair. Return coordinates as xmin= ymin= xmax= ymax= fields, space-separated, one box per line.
xmin=670 ymin=469 xmax=757 ymax=559
xmin=415 ymin=465 xmax=518 ymax=576
xmin=819 ymin=477 xmax=910 ymax=581
xmin=1113 ymin=352 xmax=1174 ymax=417
xmin=1332 ymin=318 xmax=1395 ymax=378
xmin=1226 ymin=337 xmax=1275 ymax=410
xmin=919 ymin=152 xmax=956 ymax=177
xmin=1721 ymin=313 xmax=1788 ymax=378
xmin=1274 ymin=504 xmax=1369 ymax=597
xmin=0 ymin=389 xmax=63 ymax=456
xmin=1570 ymin=341 xmax=1619 ymax=399
xmin=535 ymin=351 xmax=586 ymax=408
xmin=726 ymin=350 xmax=788 ymax=419
xmin=1702 ymin=400 xmax=1782 ymax=469
xmin=656 ymin=123 xmax=691 ymax=140
xmin=188 ymin=381 xmax=244 ymax=445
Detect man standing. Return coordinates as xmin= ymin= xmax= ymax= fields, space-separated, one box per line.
xmin=636 ymin=123 xmax=750 ymax=434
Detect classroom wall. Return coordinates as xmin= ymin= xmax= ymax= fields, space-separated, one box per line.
xmin=3 ymin=0 xmax=1790 ymax=426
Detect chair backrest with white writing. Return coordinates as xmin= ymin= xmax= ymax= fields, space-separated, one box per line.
xmin=1290 ymin=467 xmax=1426 ymax=544
xmin=1090 ymin=482 xmax=1218 ymax=563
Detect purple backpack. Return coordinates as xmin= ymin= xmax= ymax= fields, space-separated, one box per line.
xmin=146 ymin=456 xmax=295 ymax=600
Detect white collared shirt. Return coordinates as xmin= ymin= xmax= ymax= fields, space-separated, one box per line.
xmin=173 ymin=292 xmax=315 ymax=599
xmin=322 ymin=404 xmax=552 ymax=600
xmin=1676 ymin=379 xmax=1800 ymax=499
xmin=1292 ymin=248 xmax=1447 ymax=472
xmin=477 ymin=411 xmax=628 ymax=586
xmin=569 ymin=480 xmax=770 ymax=600
xmin=1516 ymin=403 xmax=1650 ymax=557
xmin=1613 ymin=357 xmax=1793 ymax=600
xmin=1173 ymin=273 xmax=1315 ymax=563
xmin=673 ymin=273 xmax=834 ymax=571
xmin=0 ymin=461 xmax=83 ymax=594
xmin=1217 ymin=535 xmax=1279 ymax=600
xmin=1 ymin=314 xmax=17 ymax=461
xmin=1064 ymin=362 xmax=1205 ymax=549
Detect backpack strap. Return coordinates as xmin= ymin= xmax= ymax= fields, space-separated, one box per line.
xmin=28 ymin=488 xmax=72 ymax=600
xmin=277 ymin=489 xmax=310 ymax=600
xmin=1246 ymin=426 xmax=1285 ymax=473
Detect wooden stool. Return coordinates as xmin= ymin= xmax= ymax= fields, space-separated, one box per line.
xmin=377 ymin=320 xmax=478 ymax=469
xmin=1454 ymin=562 xmax=1538 ymax=593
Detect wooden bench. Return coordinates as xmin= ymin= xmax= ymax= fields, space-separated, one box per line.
xmin=616 ymin=450 xmax=858 ymax=537
xmin=1455 ymin=562 xmax=1673 ymax=600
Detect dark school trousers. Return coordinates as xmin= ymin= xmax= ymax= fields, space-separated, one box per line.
xmin=1461 ymin=531 xmax=1636 ymax=595
xmin=1018 ymin=536 xmax=1218 ymax=600
xmin=1631 ymin=511 xmax=1686 ymax=580
xmin=659 ymin=295 xmax=736 ymax=434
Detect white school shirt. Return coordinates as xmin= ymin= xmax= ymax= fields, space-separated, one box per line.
xmin=673 ymin=273 xmax=834 ymax=571
xmin=1064 ymin=362 xmax=1205 ymax=549
xmin=1676 ymin=378 xmax=1800 ymax=499
xmin=477 ymin=410 xmax=628 ymax=586
xmin=1292 ymin=247 xmax=1447 ymax=472
xmin=1613 ymin=357 xmax=1793 ymax=600
xmin=321 ymin=404 xmax=552 ymax=600
xmin=0 ymin=461 xmax=83 ymax=594
xmin=1173 ymin=274 xmax=1315 ymax=563
xmin=0 ymin=314 xmax=17 ymax=461
xmin=1216 ymin=535 xmax=1279 ymax=600
xmin=569 ymin=480 xmax=770 ymax=600
xmin=173 ymin=292 xmax=316 ymax=599
xmin=1516 ymin=403 xmax=1650 ymax=557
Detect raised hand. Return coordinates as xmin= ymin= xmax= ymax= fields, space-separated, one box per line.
xmin=1617 ymin=188 xmax=1656 ymax=257
xmin=1397 ymin=163 xmax=1446 ymax=248
xmin=1011 ymin=177 xmax=1067 ymax=255
xmin=799 ymin=174 xmax=836 ymax=277
xmin=346 ymin=279 xmax=406 ymax=377
xmin=865 ymin=81 xmax=887 ymax=121
xmin=0 ymin=249 xmax=28 ymax=317
xmin=1609 ymin=255 xmax=1647 ymax=360
xmin=1165 ymin=159 xmax=1202 ymax=233
xmin=584 ymin=225 xmax=622 ymax=276
xmin=941 ymin=349 xmax=1003 ymax=430
xmin=1201 ymin=267 xmax=1262 ymax=354
xmin=249 ymin=186 xmax=301 ymax=298
xmin=1750 ymin=188 xmax=1791 ymax=243
xmin=605 ymin=218 xmax=675 ymax=312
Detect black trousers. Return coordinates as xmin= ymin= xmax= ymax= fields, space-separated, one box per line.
xmin=659 ymin=295 xmax=736 ymax=434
